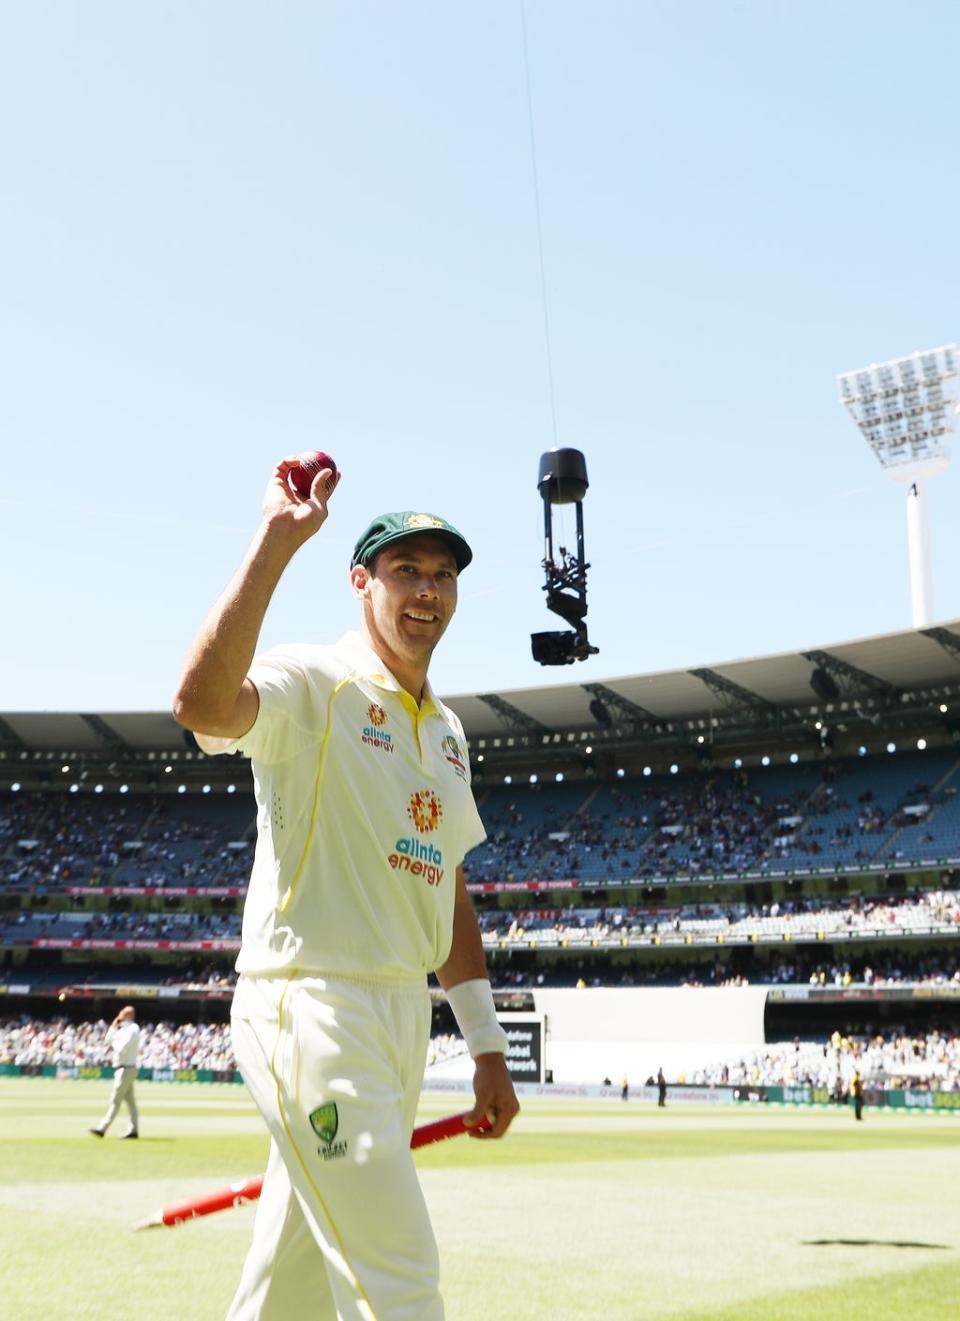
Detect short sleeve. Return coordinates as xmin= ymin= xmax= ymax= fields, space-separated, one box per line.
xmin=460 ymin=789 xmax=487 ymax=859
xmin=195 ymin=645 xmax=329 ymax=766
xmin=448 ymin=709 xmax=487 ymax=858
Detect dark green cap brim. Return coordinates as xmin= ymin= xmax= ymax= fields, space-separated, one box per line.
xmin=351 ymin=511 xmax=473 ymax=572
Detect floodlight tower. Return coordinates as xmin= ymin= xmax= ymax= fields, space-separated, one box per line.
xmin=838 ymin=345 xmax=958 ymax=628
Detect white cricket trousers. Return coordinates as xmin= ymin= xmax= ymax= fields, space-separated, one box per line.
xmin=98 ymin=1065 xmax=139 ymax=1133
xmin=226 ymin=974 xmax=443 ymax=1321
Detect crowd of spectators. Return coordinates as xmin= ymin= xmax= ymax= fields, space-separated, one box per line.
xmin=165 ymin=964 xmax=236 ymax=989
xmin=5 ymin=1015 xmax=959 ymax=1096
xmin=0 ymin=798 xmax=140 ymax=888
xmin=1 ymin=909 xmax=240 ymax=942
xmin=476 ymin=889 xmax=960 ymax=947
xmin=0 ymin=793 xmax=253 ymax=891
xmin=2 ymin=758 xmax=959 ymax=1014
xmin=488 ymin=948 xmax=959 ymax=989
xmin=0 ymin=1015 xmax=237 ymax=1071
xmin=692 ymin=1028 xmax=960 ymax=1092
xmin=424 ymin=1033 xmax=468 ymax=1070
xmin=467 ymin=774 xmax=810 ymax=884
xmin=3 ymin=750 xmax=959 ymax=901
xmin=0 ymin=1016 xmax=468 ymax=1074
xmin=4 ymin=888 xmax=959 ymax=952
xmin=467 ymin=757 xmax=959 ymax=885
xmin=9 ymin=949 xmax=954 ymax=992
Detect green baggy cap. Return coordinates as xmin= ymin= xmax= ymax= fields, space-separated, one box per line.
xmin=351 ymin=512 xmax=473 ymax=572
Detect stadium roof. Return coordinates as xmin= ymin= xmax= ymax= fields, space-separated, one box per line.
xmin=449 ymin=619 xmax=960 ymax=739
xmin=2 ymin=620 xmax=959 ymax=755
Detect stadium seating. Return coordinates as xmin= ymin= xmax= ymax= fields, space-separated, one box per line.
xmin=693 ymin=1030 xmax=960 ymax=1092
xmin=770 ymin=749 xmax=960 ymax=871
xmin=2 ymin=746 xmax=959 ymax=997
xmin=4 ymin=1015 xmax=959 ymax=1093
xmin=0 ymin=791 xmax=253 ymax=891
xmin=469 ymin=752 xmax=960 ymax=887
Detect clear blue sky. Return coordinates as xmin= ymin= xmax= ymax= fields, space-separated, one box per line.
xmin=3 ymin=1 xmax=960 ymax=712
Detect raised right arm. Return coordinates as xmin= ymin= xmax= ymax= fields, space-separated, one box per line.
xmin=172 ymin=456 xmax=338 ymax=740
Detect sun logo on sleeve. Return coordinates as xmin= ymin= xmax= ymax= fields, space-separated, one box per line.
xmin=408 ymin=790 xmax=444 ymax=834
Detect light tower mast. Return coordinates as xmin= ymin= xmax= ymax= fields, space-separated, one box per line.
xmin=838 ymin=345 xmax=958 ymax=628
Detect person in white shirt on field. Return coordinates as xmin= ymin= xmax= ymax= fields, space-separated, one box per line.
xmin=89 ymin=1005 xmax=140 ymax=1139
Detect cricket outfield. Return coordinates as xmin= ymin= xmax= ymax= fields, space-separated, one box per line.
xmin=2 ymin=1078 xmax=959 ymax=1320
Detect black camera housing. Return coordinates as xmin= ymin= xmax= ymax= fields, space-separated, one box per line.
xmin=531 ymin=629 xmax=599 ymax=666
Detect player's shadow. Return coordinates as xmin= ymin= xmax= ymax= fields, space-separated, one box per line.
xmin=803 ymin=1238 xmax=951 ymax=1250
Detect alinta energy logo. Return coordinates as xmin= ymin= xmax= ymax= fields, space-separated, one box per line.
xmin=361 ymin=702 xmax=393 ymax=754
xmin=388 ymin=789 xmax=445 ymax=886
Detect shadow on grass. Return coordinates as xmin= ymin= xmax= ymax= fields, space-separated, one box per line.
xmin=803 ymin=1238 xmax=952 ymax=1250
xmin=92 ymin=1137 xmax=177 ymax=1144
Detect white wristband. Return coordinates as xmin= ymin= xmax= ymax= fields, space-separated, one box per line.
xmin=446 ymin=978 xmax=508 ymax=1058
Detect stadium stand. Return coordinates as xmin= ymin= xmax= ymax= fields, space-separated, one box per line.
xmin=2 ymin=620 xmax=960 ymax=1085
xmin=692 ymin=1029 xmax=960 ymax=1092
xmin=2 ymin=753 xmax=960 ymax=968
xmin=4 ymin=1014 xmax=957 ymax=1095
xmin=0 ymin=791 xmax=253 ymax=891
xmin=0 ymin=1015 xmax=467 ymax=1076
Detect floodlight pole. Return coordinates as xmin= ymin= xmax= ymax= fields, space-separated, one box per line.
xmin=837 ymin=345 xmax=957 ymax=630
xmin=906 ymin=477 xmax=934 ymax=628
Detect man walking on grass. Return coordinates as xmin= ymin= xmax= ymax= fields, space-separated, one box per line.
xmin=89 ymin=1004 xmax=140 ymax=1139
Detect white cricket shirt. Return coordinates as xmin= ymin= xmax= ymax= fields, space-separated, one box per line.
xmin=197 ymin=632 xmax=486 ymax=981
xmin=108 ymin=1022 xmax=140 ymax=1067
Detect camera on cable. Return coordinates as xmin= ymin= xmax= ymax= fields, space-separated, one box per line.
xmin=531 ymin=447 xmax=599 ymax=666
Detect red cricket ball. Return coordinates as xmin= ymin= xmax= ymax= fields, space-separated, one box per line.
xmin=289 ymin=450 xmax=338 ymax=499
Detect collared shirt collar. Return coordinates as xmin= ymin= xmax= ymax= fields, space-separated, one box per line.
xmin=336 ymin=631 xmax=441 ymax=716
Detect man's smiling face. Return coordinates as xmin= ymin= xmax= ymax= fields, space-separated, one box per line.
xmin=352 ymin=533 xmax=459 ymax=676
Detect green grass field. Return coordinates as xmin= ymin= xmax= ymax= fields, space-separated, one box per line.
xmin=3 ymin=1079 xmax=960 ymax=1320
